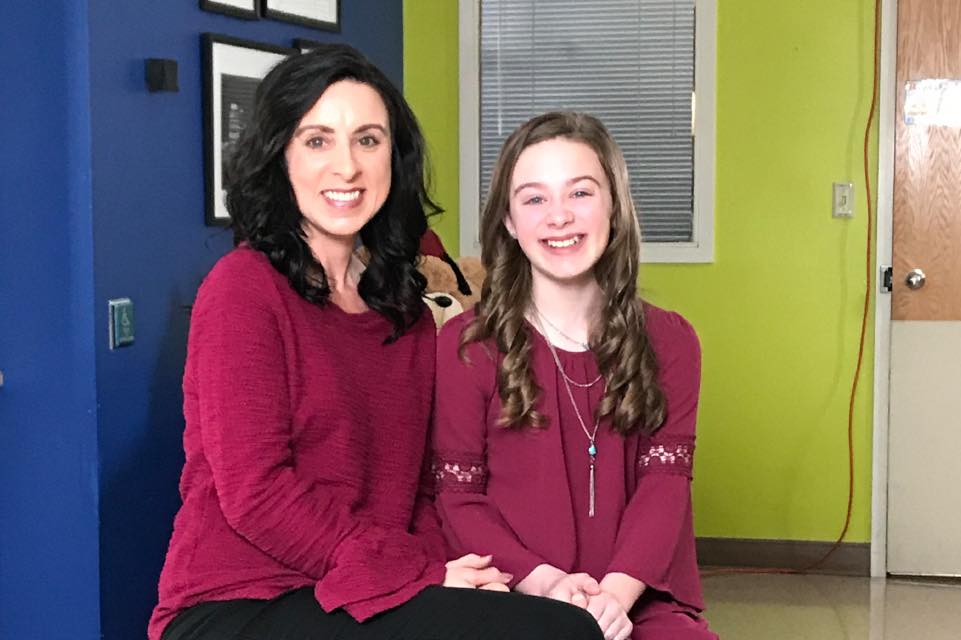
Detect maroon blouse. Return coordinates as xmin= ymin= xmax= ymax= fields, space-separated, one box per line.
xmin=432 ymin=305 xmax=705 ymax=614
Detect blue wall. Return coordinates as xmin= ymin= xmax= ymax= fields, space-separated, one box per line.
xmin=0 ymin=2 xmax=101 ymax=639
xmin=2 ymin=2 xmax=403 ymax=639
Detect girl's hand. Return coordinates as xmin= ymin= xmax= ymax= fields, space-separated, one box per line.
xmin=586 ymin=591 xmax=632 ymax=640
xmin=545 ymin=572 xmax=602 ymax=608
xmin=516 ymin=564 xmax=601 ymax=605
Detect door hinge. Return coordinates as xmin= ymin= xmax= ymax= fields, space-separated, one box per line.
xmin=880 ymin=265 xmax=893 ymax=293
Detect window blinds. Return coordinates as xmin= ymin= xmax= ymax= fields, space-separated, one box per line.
xmin=480 ymin=0 xmax=695 ymax=242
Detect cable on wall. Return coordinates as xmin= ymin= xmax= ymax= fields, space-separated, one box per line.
xmin=703 ymin=0 xmax=882 ymax=578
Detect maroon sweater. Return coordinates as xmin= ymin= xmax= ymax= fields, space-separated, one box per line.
xmin=432 ymin=306 xmax=705 ymax=617
xmin=149 ymin=248 xmax=446 ymax=640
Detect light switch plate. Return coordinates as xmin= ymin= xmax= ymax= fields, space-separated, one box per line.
xmin=108 ymin=298 xmax=135 ymax=349
xmin=833 ymin=182 xmax=854 ymax=218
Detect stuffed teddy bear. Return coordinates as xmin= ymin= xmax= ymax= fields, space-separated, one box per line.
xmin=420 ymin=256 xmax=467 ymax=328
xmin=355 ymin=231 xmax=486 ymax=330
xmin=418 ymin=230 xmax=485 ymax=330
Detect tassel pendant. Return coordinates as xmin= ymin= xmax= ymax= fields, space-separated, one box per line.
xmin=588 ymin=443 xmax=597 ymax=518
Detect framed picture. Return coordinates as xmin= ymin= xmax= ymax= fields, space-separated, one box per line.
xmin=293 ymin=38 xmax=328 ymax=53
xmin=202 ymin=34 xmax=296 ymax=225
xmin=263 ymin=0 xmax=340 ymax=32
xmin=199 ymin=0 xmax=259 ymax=20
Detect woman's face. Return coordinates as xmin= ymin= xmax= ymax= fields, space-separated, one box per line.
xmin=505 ymin=137 xmax=613 ymax=287
xmin=285 ymin=80 xmax=392 ymax=247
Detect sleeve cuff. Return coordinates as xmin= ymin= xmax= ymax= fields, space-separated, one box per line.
xmin=318 ymin=562 xmax=447 ymax=621
xmin=314 ymin=530 xmax=431 ymax=613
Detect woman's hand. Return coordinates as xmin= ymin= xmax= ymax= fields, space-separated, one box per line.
xmin=443 ymin=553 xmax=512 ymax=591
xmin=585 ymin=591 xmax=632 ymax=640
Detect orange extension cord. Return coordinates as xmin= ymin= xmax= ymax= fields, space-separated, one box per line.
xmin=702 ymin=0 xmax=883 ymax=579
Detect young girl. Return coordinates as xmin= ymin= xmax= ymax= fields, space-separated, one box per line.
xmin=149 ymin=49 xmax=602 ymax=640
xmin=433 ymin=112 xmax=717 ymax=640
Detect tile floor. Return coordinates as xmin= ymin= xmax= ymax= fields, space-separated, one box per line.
xmin=701 ymin=573 xmax=961 ymax=639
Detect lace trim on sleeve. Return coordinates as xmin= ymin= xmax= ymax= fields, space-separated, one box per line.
xmin=432 ymin=453 xmax=488 ymax=493
xmin=638 ymin=439 xmax=695 ymax=478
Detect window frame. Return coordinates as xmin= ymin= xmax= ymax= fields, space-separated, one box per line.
xmin=458 ymin=0 xmax=716 ymax=263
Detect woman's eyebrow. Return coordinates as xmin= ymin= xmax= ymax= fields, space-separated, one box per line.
xmin=292 ymin=123 xmax=389 ymax=137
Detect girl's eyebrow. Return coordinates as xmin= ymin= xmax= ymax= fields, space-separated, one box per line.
xmin=512 ymin=175 xmax=601 ymax=196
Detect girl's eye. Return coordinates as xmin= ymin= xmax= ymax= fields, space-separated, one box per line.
xmin=572 ymin=189 xmax=593 ymax=198
xmin=523 ymin=195 xmax=545 ymax=205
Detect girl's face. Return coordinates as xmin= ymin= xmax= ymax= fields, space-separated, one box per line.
xmin=285 ymin=80 xmax=392 ymax=247
xmin=505 ymin=138 xmax=613 ymax=287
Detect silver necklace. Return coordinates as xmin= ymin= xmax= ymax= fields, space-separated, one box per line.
xmin=531 ymin=307 xmax=602 ymax=388
xmin=532 ymin=303 xmax=591 ymax=351
xmin=533 ymin=313 xmax=602 ymax=517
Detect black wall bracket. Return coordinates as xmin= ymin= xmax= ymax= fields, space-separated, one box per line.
xmin=145 ymin=58 xmax=179 ymax=92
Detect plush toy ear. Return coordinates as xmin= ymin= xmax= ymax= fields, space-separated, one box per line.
xmin=419 ymin=229 xmax=473 ymax=297
xmin=419 ymin=229 xmax=447 ymax=258
xmin=440 ymin=254 xmax=473 ymax=297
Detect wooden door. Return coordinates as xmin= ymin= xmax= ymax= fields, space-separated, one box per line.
xmin=887 ymin=0 xmax=961 ymax=576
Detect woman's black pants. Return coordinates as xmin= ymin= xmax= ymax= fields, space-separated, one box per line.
xmin=162 ymin=585 xmax=604 ymax=640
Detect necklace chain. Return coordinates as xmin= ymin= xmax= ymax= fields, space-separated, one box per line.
xmin=531 ymin=307 xmax=602 ymax=388
xmin=532 ymin=311 xmax=602 ymax=517
xmin=532 ymin=303 xmax=591 ymax=351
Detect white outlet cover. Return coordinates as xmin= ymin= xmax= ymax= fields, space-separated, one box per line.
xmin=833 ymin=182 xmax=854 ymax=218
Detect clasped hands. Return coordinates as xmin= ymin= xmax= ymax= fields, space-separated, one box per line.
xmin=518 ymin=565 xmax=636 ymax=640
xmin=443 ymin=557 xmax=636 ymax=640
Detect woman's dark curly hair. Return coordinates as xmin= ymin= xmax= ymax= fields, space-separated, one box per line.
xmin=225 ymin=44 xmax=439 ymax=341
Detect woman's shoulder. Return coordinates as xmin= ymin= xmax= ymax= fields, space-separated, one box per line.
xmin=203 ymin=246 xmax=280 ymax=293
xmin=194 ymin=246 xmax=285 ymax=314
xmin=208 ymin=245 xmax=273 ymax=280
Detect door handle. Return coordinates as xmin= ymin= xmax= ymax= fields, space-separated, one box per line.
xmin=905 ymin=268 xmax=926 ymax=290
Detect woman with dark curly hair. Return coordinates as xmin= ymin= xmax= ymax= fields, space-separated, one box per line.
xmin=149 ymin=48 xmax=603 ymax=640
xmin=433 ymin=112 xmax=717 ymax=640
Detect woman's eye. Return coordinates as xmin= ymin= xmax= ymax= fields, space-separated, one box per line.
xmin=523 ymin=195 xmax=545 ymax=205
xmin=358 ymin=135 xmax=381 ymax=147
xmin=305 ymin=136 xmax=328 ymax=149
xmin=572 ymin=189 xmax=592 ymax=198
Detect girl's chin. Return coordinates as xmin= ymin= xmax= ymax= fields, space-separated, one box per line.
xmin=532 ymin=266 xmax=597 ymax=286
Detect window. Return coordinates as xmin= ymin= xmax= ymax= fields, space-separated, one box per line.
xmin=459 ymin=0 xmax=715 ymax=262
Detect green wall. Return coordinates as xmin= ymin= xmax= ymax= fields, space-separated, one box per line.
xmin=404 ymin=0 xmax=461 ymax=254
xmin=405 ymin=0 xmax=878 ymax=543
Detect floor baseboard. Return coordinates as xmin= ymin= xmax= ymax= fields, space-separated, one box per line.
xmin=696 ymin=537 xmax=871 ymax=576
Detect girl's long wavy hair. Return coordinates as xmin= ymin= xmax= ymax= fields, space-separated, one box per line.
xmin=462 ymin=112 xmax=665 ymax=436
xmin=225 ymin=44 xmax=439 ymax=342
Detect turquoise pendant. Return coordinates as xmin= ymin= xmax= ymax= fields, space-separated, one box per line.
xmin=588 ymin=443 xmax=597 ymax=457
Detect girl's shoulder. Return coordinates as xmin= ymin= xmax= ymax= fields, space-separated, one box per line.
xmin=436 ymin=309 xmax=499 ymax=376
xmin=641 ymin=302 xmax=700 ymax=359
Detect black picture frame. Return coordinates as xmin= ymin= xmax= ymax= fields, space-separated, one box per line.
xmin=262 ymin=0 xmax=340 ymax=32
xmin=202 ymin=33 xmax=297 ymax=226
xmin=199 ymin=0 xmax=259 ymax=20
